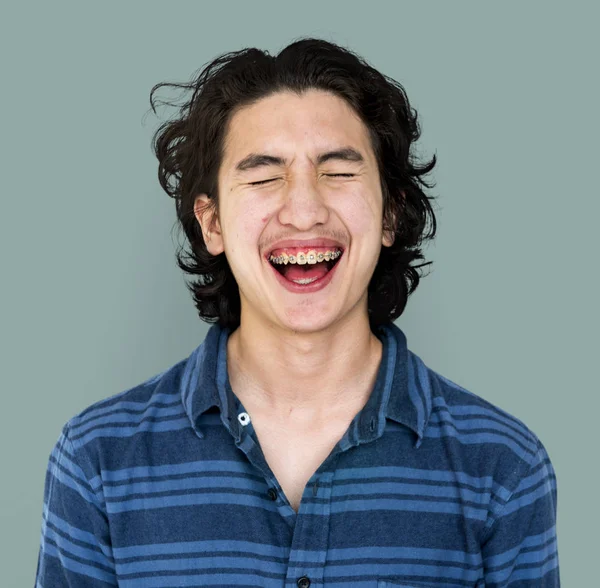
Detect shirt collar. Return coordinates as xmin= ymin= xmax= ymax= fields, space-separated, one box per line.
xmin=379 ymin=321 xmax=431 ymax=448
xmin=181 ymin=321 xmax=431 ymax=448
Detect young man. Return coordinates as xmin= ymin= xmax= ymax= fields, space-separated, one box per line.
xmin=35 ymin=39 xmax=560 ymax=586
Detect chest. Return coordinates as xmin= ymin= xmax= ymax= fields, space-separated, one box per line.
xmin=250 ymin=416 xmax=351 ymax=512
xmin=102 ymin=413 xmax=489 ymax=586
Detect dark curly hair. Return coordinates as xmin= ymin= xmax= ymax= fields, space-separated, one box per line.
xmin=149 ymin=37 xmax=438 ymax=330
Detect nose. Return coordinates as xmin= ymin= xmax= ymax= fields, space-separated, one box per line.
xmin=277 ymin=174 xmax=330 ymax=230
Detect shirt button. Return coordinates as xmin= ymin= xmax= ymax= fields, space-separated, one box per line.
xmin=297 ymin=577 xmax=311 ymax=588
xmin=267 ymin=488 xmax=278 ymax=501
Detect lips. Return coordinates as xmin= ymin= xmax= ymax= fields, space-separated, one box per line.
xmin=267 ymin=248 xmax=343 ymax=293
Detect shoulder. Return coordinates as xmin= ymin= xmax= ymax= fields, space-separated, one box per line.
xmin=62 ymin=356 xmax=190 ymax=457
xmin=416 ymin=357 xmax=559 ymax=543
xmin=411 ymin=351 xmax=551 ymax=493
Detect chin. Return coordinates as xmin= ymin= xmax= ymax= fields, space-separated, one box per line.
xmin=275 ymin=304 xmax=345 ymax=334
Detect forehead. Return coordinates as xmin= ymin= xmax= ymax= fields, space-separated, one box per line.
xmin=220 ymin=89 xmax=375 ymax=171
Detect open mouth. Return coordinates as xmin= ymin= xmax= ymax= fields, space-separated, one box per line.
xmin=268 ymin=249 xmax=344 ymax=286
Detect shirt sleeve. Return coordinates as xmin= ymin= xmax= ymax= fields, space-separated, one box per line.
xmin=35 ymin=424 xmax=117 ymax=587
xmin=480 ymin=436 xmax=560 ymax=586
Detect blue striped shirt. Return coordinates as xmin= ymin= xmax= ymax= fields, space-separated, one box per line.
xmin=35 ymin=322 xmax=560 ymax=587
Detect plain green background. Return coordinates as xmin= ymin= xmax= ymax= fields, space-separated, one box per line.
xmin=1 ymin=1 xmax=597 ymax=584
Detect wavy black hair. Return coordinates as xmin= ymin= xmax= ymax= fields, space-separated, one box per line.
xmin=150 ymin=37 xmax=438 ymax=330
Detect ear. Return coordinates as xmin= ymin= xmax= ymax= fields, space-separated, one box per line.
xmin=193 ymin=194 xmax=224 ymax=256
xmin=381 ymin=208 xmax=397 ymax=248
xmin=381 ymin=191 xmax=404 ymax=247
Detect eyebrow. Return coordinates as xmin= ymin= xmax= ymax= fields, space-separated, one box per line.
xmin=234 ymin=147 xmax=365 ymax=173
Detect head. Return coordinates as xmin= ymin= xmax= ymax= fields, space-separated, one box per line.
xmin=150 ymin=38 xmax=437 ymax=334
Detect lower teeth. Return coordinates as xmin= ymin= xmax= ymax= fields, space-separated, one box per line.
xmin=292 ymin=277 xmax=318 ymax=285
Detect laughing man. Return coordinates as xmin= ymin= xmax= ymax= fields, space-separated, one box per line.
xmin=36 ymin=39 xmax=560 ymax=587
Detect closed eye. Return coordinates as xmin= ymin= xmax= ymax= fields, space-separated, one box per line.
xmin=249 ymin=178 xmax=279 ymax=186
xmin=249 ymin=174 xmax=355 ymax=186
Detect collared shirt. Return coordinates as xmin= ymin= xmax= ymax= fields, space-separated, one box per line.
xmin=35 ymin=322 xmax=560 ymax=587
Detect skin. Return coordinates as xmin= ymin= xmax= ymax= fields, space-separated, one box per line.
xmin=194 ymin=89 xmax=395 ymax=429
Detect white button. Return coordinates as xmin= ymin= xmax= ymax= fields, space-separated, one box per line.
xmin=237 ymin=412 xmax=251 ymax=426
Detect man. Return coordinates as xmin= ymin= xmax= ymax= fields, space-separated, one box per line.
xmin=35 ymin=38 xmax=560 ymax=587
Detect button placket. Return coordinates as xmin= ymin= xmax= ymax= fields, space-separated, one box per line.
xmin=284 ymin=469 xmax=335 ymax=587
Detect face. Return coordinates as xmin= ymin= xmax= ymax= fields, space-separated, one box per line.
xmin=194 ymin=89 xmax=394 ymax=334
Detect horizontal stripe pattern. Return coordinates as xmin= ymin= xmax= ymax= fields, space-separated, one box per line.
xmin=35 ymin=322 xmax=560 ymax=586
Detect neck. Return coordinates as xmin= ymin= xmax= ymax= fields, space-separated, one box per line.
xmin=226 ymin=306 xmax=383 ymax=425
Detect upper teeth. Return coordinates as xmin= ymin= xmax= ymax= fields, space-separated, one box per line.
xmin=269 ymin=249 xmax=342 ymax=265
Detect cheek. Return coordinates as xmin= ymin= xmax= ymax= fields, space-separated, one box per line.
xmin=222 ymin=200 xmax=271 ymax=271
xmin=337 ymin=189 xmax=383 ymax=236
xmin=229 ymin=199 xmax=270 ymax=241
